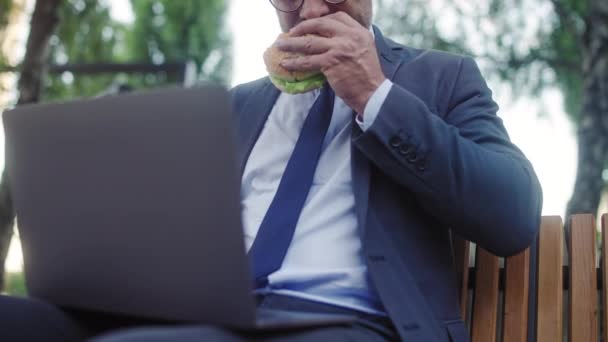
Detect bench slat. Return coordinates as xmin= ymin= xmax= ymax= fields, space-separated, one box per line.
xmin=602 ymin=214 xmax=608 ymax=342
xmin=471 ymin=247 xmax=500 ymax=342
xmin=536 ymin=216 xmax=564 ymax=342
xmin=569 ymin=214 xmax=598 ymax=341
xmin=453 ymin=235 xmax=470 ymax=320
xmin=502 ymin=248 xmax=529 ymax=342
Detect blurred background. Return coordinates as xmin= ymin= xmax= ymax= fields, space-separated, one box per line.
xmin=0 ymin=0 xmax=605 ymax=295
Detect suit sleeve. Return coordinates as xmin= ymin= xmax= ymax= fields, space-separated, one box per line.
xmin=353 ymin=56 xmax=543 ymax=257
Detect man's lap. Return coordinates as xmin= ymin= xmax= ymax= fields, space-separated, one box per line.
xmin=90 ymin=295 xmax=397 ymax=342
xmin=0 ymin=295 xmax=85 ymax=342
xmin=0 ymin=295 xmax=166 ymax=341
xmin=0 ymin=294 xmax=397 ymax=341
xmin=91 ymin=322 xmax=391 ymax=342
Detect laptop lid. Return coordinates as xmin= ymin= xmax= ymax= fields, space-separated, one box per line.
xmin=3 ymin=86 xmax=257 ymax=328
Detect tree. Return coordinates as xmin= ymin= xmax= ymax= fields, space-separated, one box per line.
xmin=0 ymin=0 xmax=17 ymax=94
xmin=0 ymin=0 xmax=15 ymax=290
xmin=43 ymin=0 xmax=232 ymax=101
xmin=43 ymin=0 xmax=122 ymax=100
xmin=0 ymin=0 xmax=14 ymax=67
xmin=0 ymin=0 xmax=62 ymax=290
xmin=567 ymin=0 xmax=608 ymax=223
xmin=126 ymin=0 xmax=231 ymax=86
xmin=17 ymin=0 xmax=62 ymax=104
xmin=376 ymin=0 xmax=607 ymax=223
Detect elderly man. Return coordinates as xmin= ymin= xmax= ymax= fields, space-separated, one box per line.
xmin=0 ymin=0 xmax=542 ymax=341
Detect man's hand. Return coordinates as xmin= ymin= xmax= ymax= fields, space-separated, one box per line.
xmin=277 ymin=12 xmax=386 ymax=115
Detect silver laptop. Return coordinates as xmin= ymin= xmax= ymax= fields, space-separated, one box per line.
xmin=2 ymin=86 xmax=354 ymax=330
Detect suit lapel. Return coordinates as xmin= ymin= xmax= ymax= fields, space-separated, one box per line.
xmin=373 ymin=25 xmax=407 ymax=81
xmin=237 ymin=79 xmax=281 ymax=177
xmin=352 ymin=26 xmax=407 ymax=237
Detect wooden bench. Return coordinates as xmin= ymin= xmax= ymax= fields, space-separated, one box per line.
xmin=456 ymin=214 xmax=607 ymax=341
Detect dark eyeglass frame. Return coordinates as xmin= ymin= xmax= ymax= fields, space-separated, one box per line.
xmin=269 ymin=0 xmax=347 ymax=13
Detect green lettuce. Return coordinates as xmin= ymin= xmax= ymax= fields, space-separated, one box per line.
xmin=270 ymin=73 xmax=326 ymax=94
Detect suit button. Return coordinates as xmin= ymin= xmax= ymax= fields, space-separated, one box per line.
xmin=389 ymin=136 xmax=402 ymax=148
xmin=368 ymin=255 xmax=386 ymax=262
xmin=399 ymin=144 xmax=414 ymax=155
xmin=402 ymin=322 xmax=420 ymax=331
xmin=416 ymin=161 xmax=426 ymax=171
xmin=406 ymin=152 xmax=419 ymax=163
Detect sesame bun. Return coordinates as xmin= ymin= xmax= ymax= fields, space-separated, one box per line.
xmin=263 ymin=33 xmax=326 ymax=94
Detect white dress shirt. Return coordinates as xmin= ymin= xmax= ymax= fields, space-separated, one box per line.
xmin=240 ymin=79 xmax=392 ymax=315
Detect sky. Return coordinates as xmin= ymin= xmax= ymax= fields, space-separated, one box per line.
xmin=5 ymin=0 xmax=578 ymax=272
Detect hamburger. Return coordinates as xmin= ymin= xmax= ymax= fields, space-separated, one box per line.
xmin=263 ymin=33 xmax=326 ymax=94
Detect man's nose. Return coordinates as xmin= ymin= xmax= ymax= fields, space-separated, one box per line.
xmin=299 ymin=0 xmax=331 ymax=20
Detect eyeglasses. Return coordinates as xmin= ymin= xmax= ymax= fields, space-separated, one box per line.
xmin=269 ymin=0 xmax=347 ymax=13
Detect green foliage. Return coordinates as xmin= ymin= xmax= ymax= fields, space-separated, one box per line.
xmin=45 ymin=0 xmax=120 ymax=101
xmin=0 ymin=0 xmax=14 ymax=68
xmin=5 ymin=271 xmax=26 ymax=297
xmin=375 ymin=0 xmax=585 ymax=121
xmin=127 ymin=0 xmax=231 ymax=84
xmin=0 ymin=0 xmax=15 ymax=96
xmin=44 ymin=0 xmax=231 ymax=102
xmin=0 ymin=0 xmax=12 ymax=35
xmin=547 ymin=10 xmax=584 ymax=120
xmin=373 ymin=3 xmax=470 ymax=56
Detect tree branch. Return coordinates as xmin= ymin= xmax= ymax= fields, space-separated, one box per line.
xmin=0 ymin=64 xmax=20 ymax=73
xmin=549 ymin=0 xmax=584 ymax=50
xmin=17 ymin=0 xmax=62 ymax=105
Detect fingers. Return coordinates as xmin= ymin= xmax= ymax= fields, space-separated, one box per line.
xmin=281 ymin=12 xmax=372 ymax=72
xmin=327 ymin=11 xmax=361 ymax=27
xmin=280 ymin=54 xmax=325 ymax=72
xmin=289 ymin=14 xmax=349 ymax=37
xmin=277 ymin=35 xmax=332 ymax=55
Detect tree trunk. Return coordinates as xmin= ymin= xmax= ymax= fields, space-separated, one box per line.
xmin=565 ymin=0 xmax=608 ymax=226
xmin=0 ymin=0 xmax=62 ymax=290
xmin=17 ymin=0 xmax=62 ymax=105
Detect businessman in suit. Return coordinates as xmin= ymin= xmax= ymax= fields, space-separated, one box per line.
xmin=0 ymin=0 xmax=542 ymax=341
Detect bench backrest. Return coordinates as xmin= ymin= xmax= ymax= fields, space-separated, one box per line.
xmin=455 ymin=214 xmax=607 ymax=341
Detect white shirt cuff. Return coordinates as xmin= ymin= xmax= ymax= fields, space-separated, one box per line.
xmin=355 ymin=79 xmax=393 ymax=131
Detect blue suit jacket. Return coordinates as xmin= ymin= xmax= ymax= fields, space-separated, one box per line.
xmin=231 ymin=27 xmax=543 ymax=342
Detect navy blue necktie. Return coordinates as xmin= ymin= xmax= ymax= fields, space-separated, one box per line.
xmin=248 ymin=84 xmax=335 ymax=288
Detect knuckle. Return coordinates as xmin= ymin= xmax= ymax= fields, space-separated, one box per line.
xmin=319 ymin=22 xmax=331 ymax=35
xmin=340 ymin=40 xmax=356 ymax=53
xmin=329 ymin=50 xmax=344 ymax=62
xmin=327 ymin=55 xmax=340 ymax=66
xmin=352 ymin=30 xmax=365 ymax=42
xmin=305 ymin=38 xmax=314 ymax=53
xmin=301 ymin=58 xmax=312 ymax=69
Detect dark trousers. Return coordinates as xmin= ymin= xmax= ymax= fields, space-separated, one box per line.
xmin=0 ymin=294 xmax=398 ymax=341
